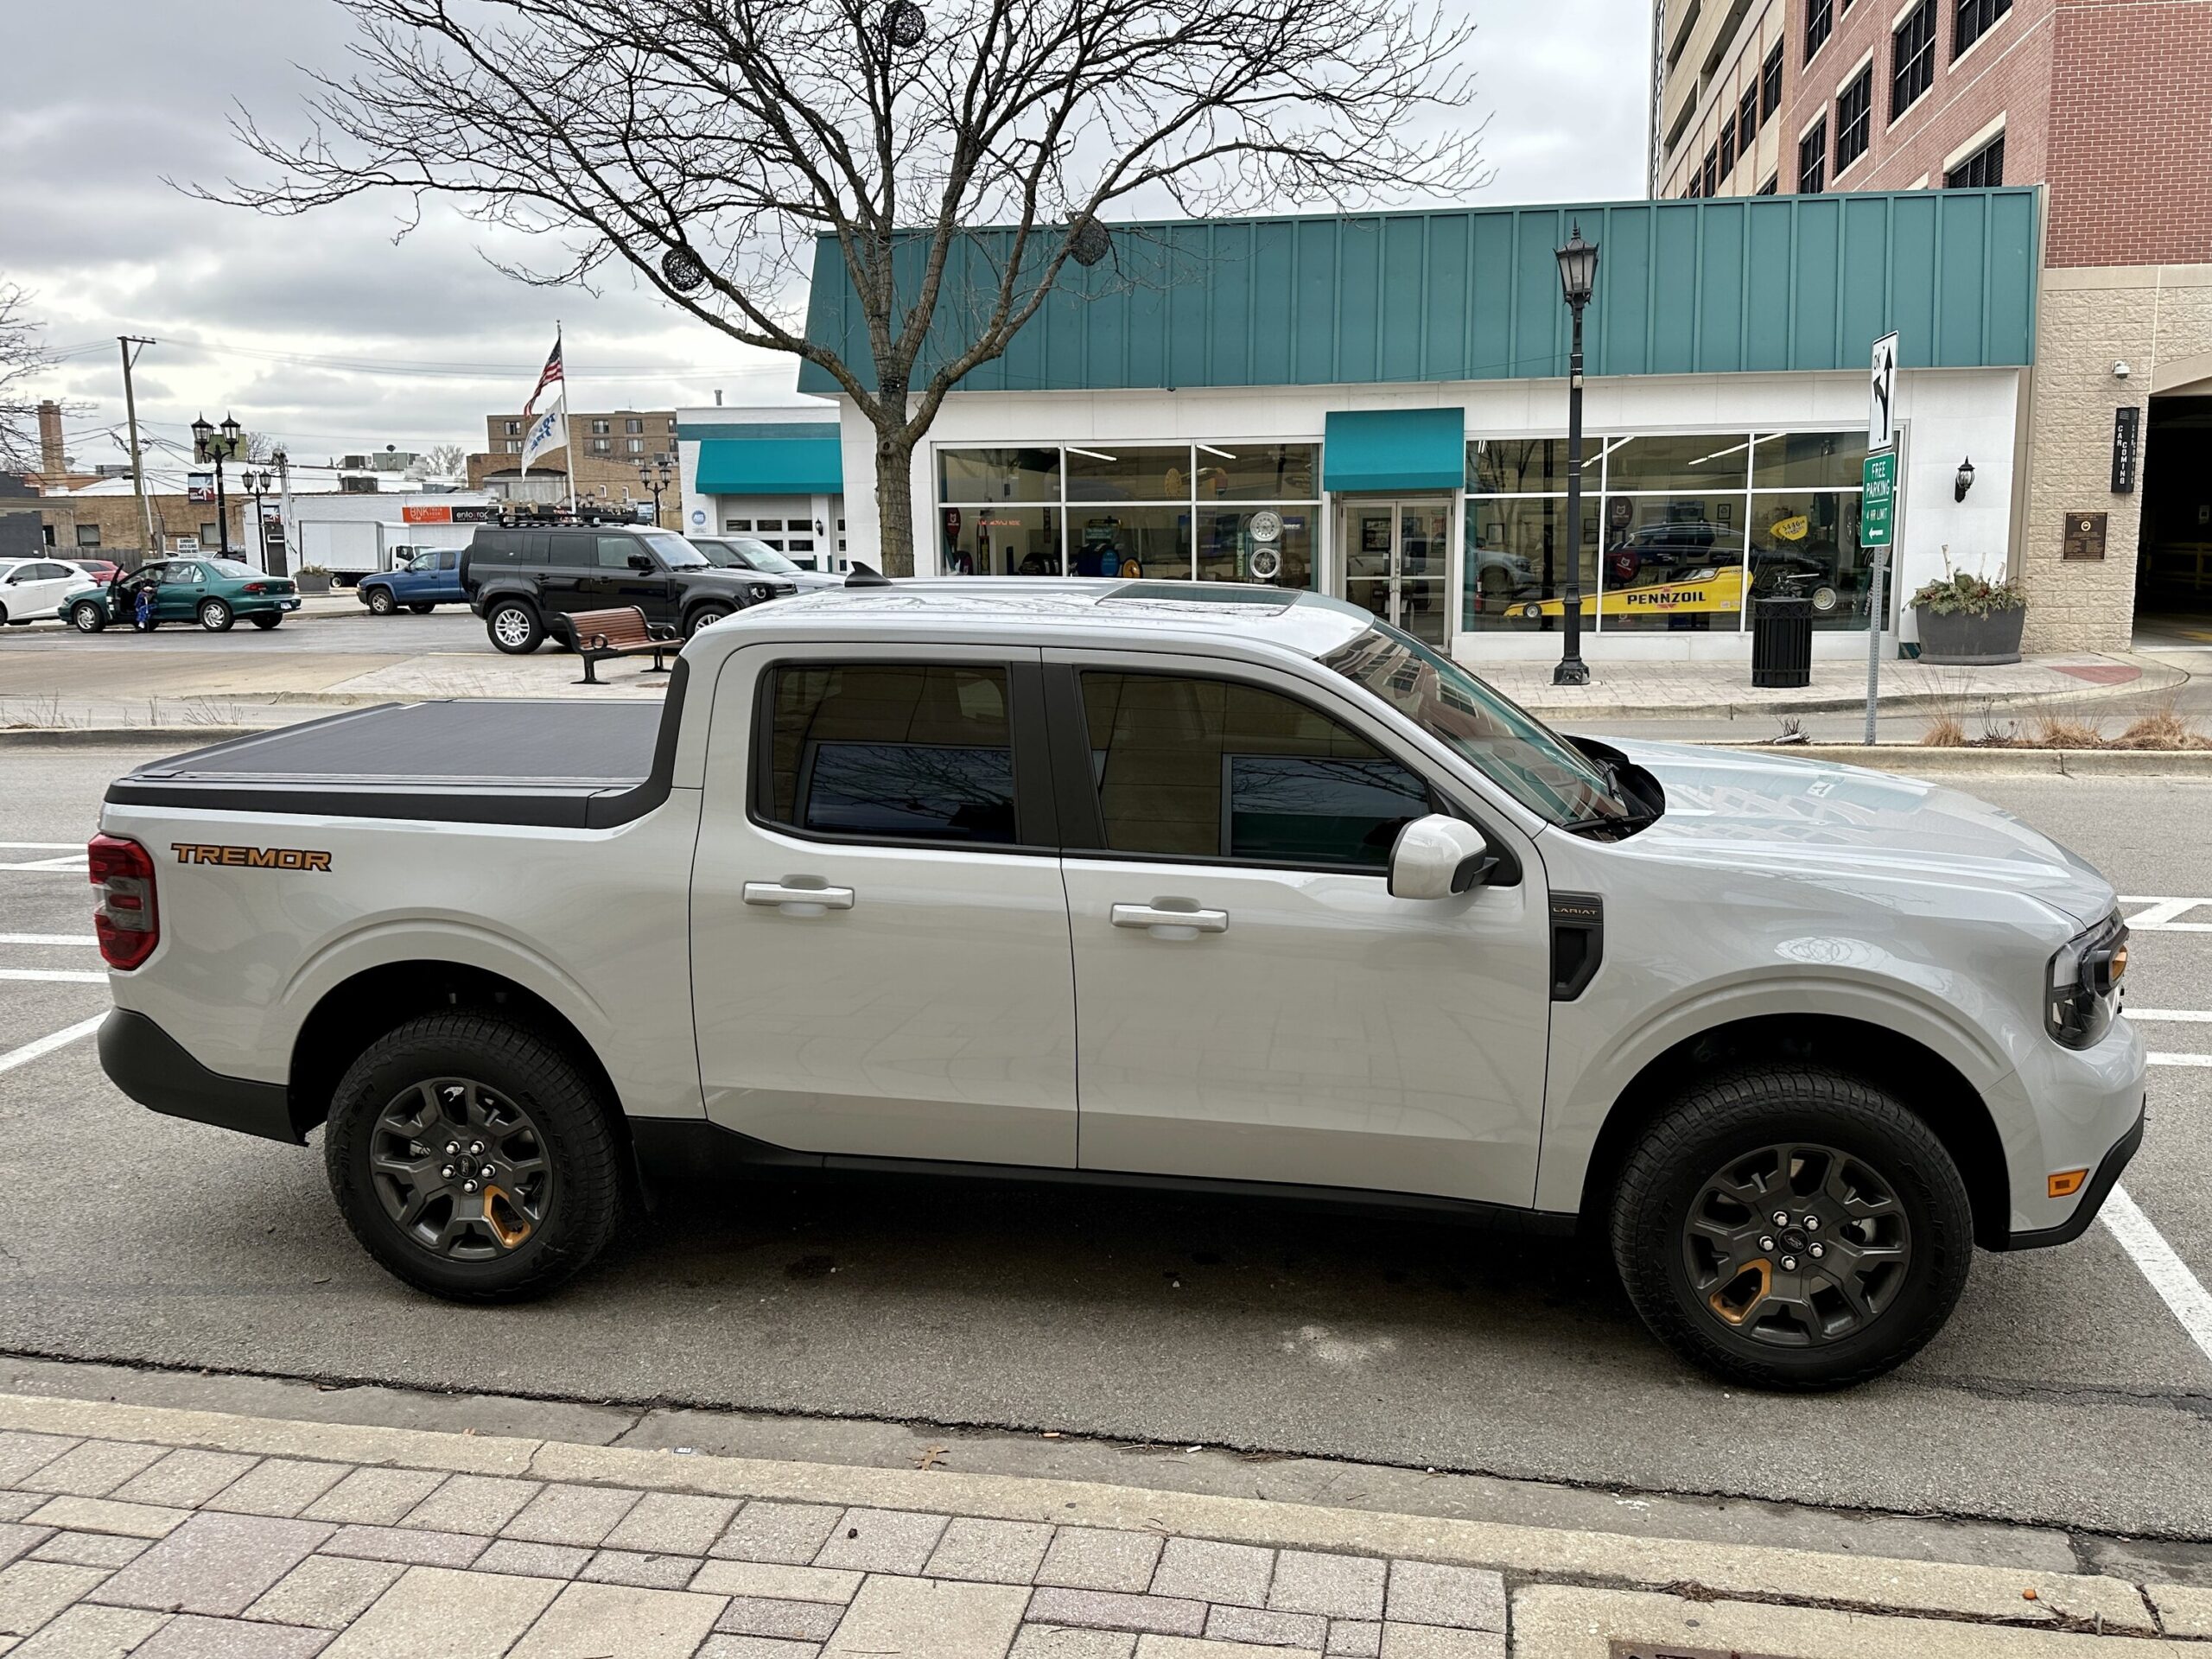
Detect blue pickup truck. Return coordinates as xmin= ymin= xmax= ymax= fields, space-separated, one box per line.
xmin=357 ymin=548 xmax=466 ymax=615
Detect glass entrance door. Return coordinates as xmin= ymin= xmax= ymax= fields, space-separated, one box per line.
xmin=1338 ymin=499 xmax=1452 ymax=648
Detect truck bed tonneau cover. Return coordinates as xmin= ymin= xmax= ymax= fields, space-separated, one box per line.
xmin=105 ymin=697 xmax=677 ymax=830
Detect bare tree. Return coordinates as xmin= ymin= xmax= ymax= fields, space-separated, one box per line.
xmin=0 ymin=286 xmax=60 ymax=474
xmin=418 ymin=441 xmax=468 ymax=477
xmin=204 ymin=0 xmax=1484 ymax=572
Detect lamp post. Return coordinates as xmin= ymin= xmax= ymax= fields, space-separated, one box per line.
xmin=242 ymin=468 xmax=273 ymax=571
xmin=270 ymin=448 xmax=293 ymax=577
xmin=1553 ymin=224 xmax=1599 ymax=687
xmin=191 ymin=413 xmax=248 ymax=558
xmin=637 ymin=459 xmax=675 ymax=527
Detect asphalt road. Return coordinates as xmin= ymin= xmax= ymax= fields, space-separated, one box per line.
xmin=2 ymin=748 xmax=2209 ymax=1541
xmin=3 ymin=601 xmax=484 ymax=655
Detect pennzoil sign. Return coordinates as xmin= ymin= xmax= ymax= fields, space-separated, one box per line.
xmin=173 ymin=843 xmax=333 ymax=872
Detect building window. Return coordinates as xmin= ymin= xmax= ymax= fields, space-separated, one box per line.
xmin=75 ymin=524 xmax=102 ymax=549
xmin=1946 ymin=130 xmax=2005 ymax=187
xmin=504 ymin=421 xmax=522 ymax=436
xmin=505 ymin=439 xmax=523 ymax=454
xmin=1806 ymin=0 xmax=1833 ymax=59
xmin=200 ymin=523 xmax=220 ymax=546
xmin=1955 ymin=0 xmax=2011 ymax=55
xmin=1893 ymin=2 xmax=1935 ymax=117
xmin=1719 ymin=119 xmax=1736 ymax=178
xmin=590 ymin=419 xmax=611 ymax=435
xmin=665 ymin=418 xmax=677 ymax=431
xmin=590 ymin=438 xmax=610 ymax=453
xmin=1798 ymin=118 xmax=1827 ymax=193
xmin=1834 ymin=68 xmax=1872 ymax=171
xmin=1758 ymin=174 xmax=1780 ymax=195
xmin=626 ymin=437 xmax=645 ymax=454
xmin=624 ymin=417 xmax=644 ymax=435
xmin=1701 ymin=145 xmax=1719 ymax=195
xmin=1761 ymin=39 xmax=1784 ymax=117
xmin=1738 ymin=87 xmax=1758 ymax=152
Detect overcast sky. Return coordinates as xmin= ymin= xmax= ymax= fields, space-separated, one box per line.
xmin=7 ymin=1 xmax=1650 ymax=474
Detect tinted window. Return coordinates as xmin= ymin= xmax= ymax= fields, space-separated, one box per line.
xmin=596 ymin=536 xmax=639 ymax=569
xmin=545 ymin=534 xmax=594 ymax=569
xmin=765 ymin=664 xmax=1018 ymax=845
xmin=1078 ymin=671 xmax=1427 ymax=868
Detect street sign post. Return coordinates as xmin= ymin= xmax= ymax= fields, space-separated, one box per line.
xmin=1862 ymin=359 xmax=1899 ymax=743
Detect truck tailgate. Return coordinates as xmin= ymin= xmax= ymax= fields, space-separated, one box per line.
xmin=105 ymin=698 xmax=674 ymax=828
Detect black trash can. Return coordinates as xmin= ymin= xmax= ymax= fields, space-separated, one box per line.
xmin=1750 ymin=594 xmax=1813 ymax=689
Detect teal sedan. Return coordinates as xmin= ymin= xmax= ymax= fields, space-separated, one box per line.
xmin=64 ymin=558 xmax=301 ymax=632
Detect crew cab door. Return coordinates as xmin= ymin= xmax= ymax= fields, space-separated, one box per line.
xmin=689 ymin=643 xmax=1077 ymax=1166
xmin=1047 ymin=652 xmax=1553 ymax=1208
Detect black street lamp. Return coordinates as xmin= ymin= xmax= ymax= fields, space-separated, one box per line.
xmin=191 ymin=412 xmax=248 ymax=558
xmin=242 ymin=468 xmax=274 ymax=571
xmin=1553 ymin=223 xmax=1599 ymax=687
xmin=637 ymin=459 xmax=675 ymax=527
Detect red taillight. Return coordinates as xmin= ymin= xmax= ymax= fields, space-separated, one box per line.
xmin=242 ymin=582 xmax=267 ymax=594
xmin=87 ymin=833 xmax=158 ymax=970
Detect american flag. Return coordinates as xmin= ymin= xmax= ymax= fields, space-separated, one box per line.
xmin=522 ymin=334 xmax=563 ymax=418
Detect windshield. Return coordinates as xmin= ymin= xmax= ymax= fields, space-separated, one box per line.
xmin=709 ymin=537 xmax=802 ymax=575
xmin=1320 ymin=623 xmax=1634 ymax=828
xmin=643 ymin=532 xmax=709 ymax=569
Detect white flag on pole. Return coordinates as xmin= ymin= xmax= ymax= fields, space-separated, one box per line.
xmin=518 ymin=406 xmax=565 ymax=478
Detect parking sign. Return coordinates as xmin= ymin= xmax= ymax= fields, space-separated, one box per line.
xmin=1861 ymin=449 xmax=1897 ymax=547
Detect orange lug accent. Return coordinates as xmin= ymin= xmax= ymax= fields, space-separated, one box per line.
xmin=1709 ymin=1259 xmax=1773 ymax=1325
xmin=481 ymin=1185 xmax=533 ymax=1249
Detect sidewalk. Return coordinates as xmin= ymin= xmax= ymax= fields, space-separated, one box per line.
xmin=0 ymin=1386 xmax=2200 ymax=1658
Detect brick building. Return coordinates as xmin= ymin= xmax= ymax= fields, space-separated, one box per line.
xmin=472 ymin=408 xmax=682 ymax=528
xmin=1652 ymin=0 xmax=2212 ymax=649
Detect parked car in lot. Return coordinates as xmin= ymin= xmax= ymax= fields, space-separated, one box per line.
xmin=90 ymin=581 xmax=2145 ymax=1389
xmin=358 ymin=548 xmax=466 ymax=614
xmin=64 ymin=558 xmax=300 ymax=632
xmin=460 ymin=524 xmax=794 ymax=653
xmin=70 ymin=557 xmax=122 ymax=587
xmin=0 ymin=557 xmax=89 ymax=626
xmin=691 ymin=536 xmax=843 ymax=592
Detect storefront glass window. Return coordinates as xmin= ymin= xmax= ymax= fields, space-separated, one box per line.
xmin=1070 ymin=505 xmax=1190 ymax=579
xmin=1467 ymin=439 xmax=1569 ymax=495
xmin=1199 ymin=444 xmax=1319 ymax=502
xmin=1198 ymin=507 xmax=1314 ymax=588
xmin=1750 ymin=490 xmax=1871 ymax=630
xmin=1461 ymin=495 xmax=1597 ymax=632
xmin=1065 ymin=446 xmax=1190 ymax=502
xmin=938 ymin=448 xmax=1060 ymax=503
xmin=1751 ymin=429 xmax=1869 ymax=489
xmin=941 ymin=505 xmax=1062 ymax=575
xmin=1599 ymin=491 xmax=1748 ymax=632
xmin=1607 ymin=433 xmax=1751 ymax=493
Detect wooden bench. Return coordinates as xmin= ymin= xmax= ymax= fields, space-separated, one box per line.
xmin=565 ymin=606 xmax=682 ymax=684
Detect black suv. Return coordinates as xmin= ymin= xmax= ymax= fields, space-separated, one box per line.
xmin=461 ymin=524 xmax=794 ymax=654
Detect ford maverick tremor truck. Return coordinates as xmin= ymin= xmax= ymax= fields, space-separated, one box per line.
xmin=91 ymin=582 xmax=2145 ymax=1389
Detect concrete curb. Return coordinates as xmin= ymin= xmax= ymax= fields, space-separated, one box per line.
xmin=0 ymin=1389 xmax=2154 ymax=1635
xmin=1713 ymin=742 xmax=2212 ymax=778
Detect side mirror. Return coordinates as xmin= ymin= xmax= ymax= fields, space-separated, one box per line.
xmin=627 ymin=553 xmax=654 ymax=571
xmin=1388 ymin=814 xmax=1497 ymax=900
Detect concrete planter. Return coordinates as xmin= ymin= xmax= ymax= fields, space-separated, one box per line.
xmin=296 ymin=571 xmax=334 ymax=594
xmin=1914 ymin=604 xmax=2024 ymax=665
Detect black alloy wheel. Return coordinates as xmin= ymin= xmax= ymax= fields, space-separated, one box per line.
xmin=368 ymin=1077 xmax=554 ymax=1262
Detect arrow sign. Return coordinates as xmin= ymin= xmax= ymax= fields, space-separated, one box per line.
xmin=1869 ymin=331 xmax=1897 ymax=452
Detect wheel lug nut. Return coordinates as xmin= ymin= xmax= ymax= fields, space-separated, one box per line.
xmin=1810 ymin=1243 xmax=1825 ymax=1259
xmin=1759 ymin=1235 xmax=1776 ymax=1253
xmin=462 ymin=1179 xmax=480 ymax=1194
xmin=441 ymin=1165 xmax=454 ymax=1179
xmin=480 ymin=1164 xmax=496 ymax=1179
xmin=1781 ymin=1255 xmax=1798 ymax=1271
xmin=469 ymin=1142 xmax=485 ymax=1155
xmin=445 ymin=1142 xmax=459 ymax=1155
xmin=1772 ymin=1211 xmax=1789 ymax=1226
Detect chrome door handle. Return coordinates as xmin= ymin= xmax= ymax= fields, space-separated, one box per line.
xmin=743 ymin=881 xmax=855 ymax=915
xmin=1110 ymin=903 xmax=1229 ymax=938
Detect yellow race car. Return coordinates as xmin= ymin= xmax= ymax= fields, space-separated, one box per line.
xmin=1513 ymin=564 xmax=1747 ymax=621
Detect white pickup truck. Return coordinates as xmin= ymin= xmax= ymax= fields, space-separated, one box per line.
xmin=90 ymin=582 xmax=2145 ymax=1389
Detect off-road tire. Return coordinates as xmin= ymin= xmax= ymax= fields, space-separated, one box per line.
xmin=486 ymin=599 xmax=544 ymax=654
xmin=366 ymin=587 xmax=397 ymax=615
xmin=1610 ymin=1066 xmax=1973 ymax=1390
xmin=325 ymin=1013 xmax=625 ymax=1302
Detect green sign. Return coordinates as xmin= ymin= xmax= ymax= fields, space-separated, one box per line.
xmin=1861 ymin=448 xmax=1897 ymax=548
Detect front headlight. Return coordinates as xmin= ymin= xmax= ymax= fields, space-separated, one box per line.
xmin=2047 ymin=911 xmax=2129 ymax=1049
xmin=747 ymin=583 xmax=771 ymax=603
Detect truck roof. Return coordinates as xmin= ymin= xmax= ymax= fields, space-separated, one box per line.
xmin=702 ymin=579 xmax=1376 ymax=661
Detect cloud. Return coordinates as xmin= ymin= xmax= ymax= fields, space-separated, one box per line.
xmin=8 ymin=0 xmax=1652 ymax=468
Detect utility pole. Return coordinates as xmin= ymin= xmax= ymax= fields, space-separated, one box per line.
xmin=118 ymin=337 xmax=156 ymax=569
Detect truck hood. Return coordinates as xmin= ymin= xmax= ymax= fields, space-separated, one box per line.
xmin=1603 ymin=740 xmax=2118 ymax=929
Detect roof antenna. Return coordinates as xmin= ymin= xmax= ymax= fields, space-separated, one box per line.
xmin=844 ymin=561 xmax=893 ymax=588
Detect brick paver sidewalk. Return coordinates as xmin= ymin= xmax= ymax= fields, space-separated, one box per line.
xmin=0 ymin=1390 xmax=2202 ymax=1658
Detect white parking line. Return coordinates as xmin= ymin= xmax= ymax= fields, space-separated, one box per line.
xmin=0 ymin=934 xmax=97 ymax=947
xmin=2121 ymin=898 xmax=2212 ymax=932
xmin=0 ymin=855 xmax=86 ymax=873
xmin=2151 ymin=1053 xmax=2212 ymax=1069
xmin=0 ymin=969 xmax=105 ymax=984
xmin=0 ymin=842 xmax=85 ymax=849
xmin=2103 ymin=1185 xmax=2212 ymax=1366
xmin=0 ymin=1014 xmax=105 ymax=1077
xmin=2130 ymin=1009 xmax=2212 ymax=1022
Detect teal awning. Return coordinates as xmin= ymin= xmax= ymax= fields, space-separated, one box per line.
xmin=694 ymin=435 xmax=843 ymax=496
xmin=1322 ymin=408 xmax=1465 ymax=493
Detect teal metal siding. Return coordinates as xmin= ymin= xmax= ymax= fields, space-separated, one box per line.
xmin=796 ymin=188 xmax=2038 ymax=396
